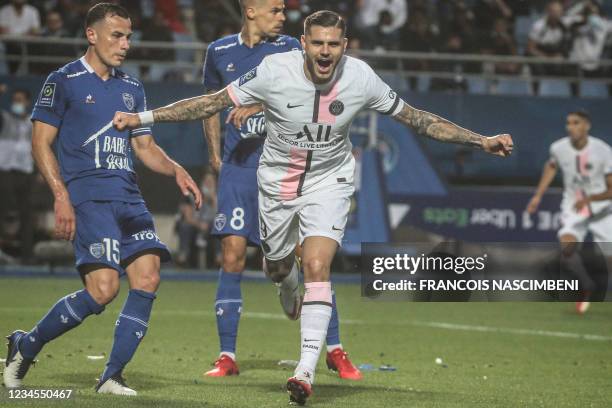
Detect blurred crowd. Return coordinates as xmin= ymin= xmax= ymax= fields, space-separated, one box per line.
xmin=0 ymin=0 xmax=610 ymax=77
xmin=1 ymin=0 xmax=611 ymax=265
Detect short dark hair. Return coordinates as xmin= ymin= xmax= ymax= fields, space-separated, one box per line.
xmin=568 ymin=109 xmax=591 ymax=123
xmin=304 ymin=10 xmax=347 ymax=36
xmin=12 ymin=88 xmax=31 ymax=100
xmin=85 ymin=2 xmax=129 ymax=28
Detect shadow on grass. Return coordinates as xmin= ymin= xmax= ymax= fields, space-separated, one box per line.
xmin=235 ymin=358 xmax=286 ymax=371
xmin=56 ymin=370 xmax=187 ymax=391
xmin=218 ymin=380 xmax=452 ymax=406
xmin=73 ymin=393 xmax=226 ymax=408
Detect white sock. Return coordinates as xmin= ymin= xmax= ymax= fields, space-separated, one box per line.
xmin=220 ymin=351 xmax=236 ymax=361
xmin=294 ymin=282 xmax=332 ymax=384
xmin=327 ymin=343 xmax=343 ymax=353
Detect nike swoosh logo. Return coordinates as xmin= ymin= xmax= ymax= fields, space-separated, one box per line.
xmin=304 ymin=339 xmax=318 ymax=342
xmin=332 ymin=226 xmax=342 ymax=231
xmin=287 ymin=103 xmax=303 ymax=109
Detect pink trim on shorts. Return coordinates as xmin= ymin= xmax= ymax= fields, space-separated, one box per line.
xmin=304 ymin=282 xmax=332 ymax=304
xmin=279 ymin=147 xmax=307 ymax=201
xmin=226 ymin=85 xmax=241 ymax=106
xmin=317 ymin=82 xmax=339 ymax=125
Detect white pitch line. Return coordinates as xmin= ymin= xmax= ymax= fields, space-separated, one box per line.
xmin=1 ymin=307 xmax=609 ymax=342
xmin=409 ymin=321 xmax=612 ymax=342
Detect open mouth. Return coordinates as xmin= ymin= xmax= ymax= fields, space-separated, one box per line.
xmin=316 ymin=59 xmax=333 ymax=74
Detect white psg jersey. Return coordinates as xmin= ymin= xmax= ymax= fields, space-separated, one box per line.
xmin=549 ymin=136 xmax=612 ymax=216
xmin=227 ymin=50 xmax=403 ymax=199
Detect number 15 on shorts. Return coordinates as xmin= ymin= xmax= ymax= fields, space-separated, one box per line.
xmin=103 ymin=238 xmax=120 ymax=264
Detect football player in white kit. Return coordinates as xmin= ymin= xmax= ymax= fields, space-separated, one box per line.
xmin=113 ymin=10 xmax=514 ymax=405
xmin=527 ymin=110 xmax=612 ymax=315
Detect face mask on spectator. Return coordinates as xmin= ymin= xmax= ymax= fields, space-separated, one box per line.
xmin=11 ymin=102 xmax=26 ymax=116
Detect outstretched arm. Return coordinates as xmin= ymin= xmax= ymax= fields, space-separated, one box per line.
xmin=526 ymin=160 xmax=557 ymax=214
xmin=392 ymin=103 xmax=514 ymax=157
xmin=114 ymin=88 xmax=235 ymax=130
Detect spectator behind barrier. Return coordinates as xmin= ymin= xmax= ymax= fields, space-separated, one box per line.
xmin=31 ymin=10 xmax=74 ymax=75
xmin=175 ymin=171 xmax=217 ymax=269
xmin=0 ymin=87 xmax=36 ymax=263
xmin=0 ymin=0 xmax=41 ymax=73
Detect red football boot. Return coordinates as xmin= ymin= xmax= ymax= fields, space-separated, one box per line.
xmin=326 ymin=348 xmax=362 ymax=380
xmin=204 ymin=355 xmax=239 ymax=377
xmin=576 ymin=291 xmax=592 ymax=315
xmin=576 ymin=301 xmax=590 ymax=315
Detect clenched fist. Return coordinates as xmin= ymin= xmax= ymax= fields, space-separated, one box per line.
xmin=113 ymin=111 xmax=141 ymax=131
xmin=483 ymin=134 xmax=514 ymax=157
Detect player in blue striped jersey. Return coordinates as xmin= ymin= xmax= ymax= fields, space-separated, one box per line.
xmin=3 ymin=3 xmax=201 ymax=395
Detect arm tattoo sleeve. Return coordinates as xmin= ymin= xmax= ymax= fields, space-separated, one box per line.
xmin=152 ymin=88 xmax=234 ymax=123
xmin=393 ymin=103 xmax=484 ymax=149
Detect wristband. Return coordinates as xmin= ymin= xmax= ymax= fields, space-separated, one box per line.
xmin=138 ymin=110 xmax=155 ymax=127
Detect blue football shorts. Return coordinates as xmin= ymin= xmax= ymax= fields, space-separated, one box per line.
xmin=73 ymin=200 xmax=170 ymax=275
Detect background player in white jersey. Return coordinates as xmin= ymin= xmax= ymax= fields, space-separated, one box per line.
xmin=113 ymin=10 xmax=514 ymax=405
xmin=527 ymin=110 xmax=612 ymax=314
xmin=201 ymin=0 xmax=360 ymax=380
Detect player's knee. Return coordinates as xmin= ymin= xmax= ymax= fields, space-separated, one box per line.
xmin=302 ymin=257 xmax=330 ymax=282
xmin=88 ymin=276 xmax=120 ymax=305
xmin=560 ymin=239 xmax=578 ymax=258
xmin=221 ymin=238 xmax=247 ymax=272
xmin=133 ymin=271 xmax=161 ymax=292
xmin=265 ymin=256 xmax=293 ymax=283
xmin=222 ymin=250 xmax=246 ymax=273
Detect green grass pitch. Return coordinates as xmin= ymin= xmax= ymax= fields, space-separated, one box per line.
xmin=1 ymin=277 xmax=611 ymax=407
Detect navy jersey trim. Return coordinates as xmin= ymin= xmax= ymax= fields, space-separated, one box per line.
xmin=312 ymin=90 xmax=321 ymax=123
xmin=383 ymin=96 xmax=401 ymax=115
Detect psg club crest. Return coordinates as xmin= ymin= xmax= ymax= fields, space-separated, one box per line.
xmin=122 ymin=93 xmax=135 ymax=111
xmin=214 ymin=214 xmax=227 ymax=231
xmin=89 ymin=243 xmax=105 ymax=259
xmin=329 ymin=100 xmax=344 ymax=116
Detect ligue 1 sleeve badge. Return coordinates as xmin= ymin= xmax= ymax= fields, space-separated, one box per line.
xmin=329 ymin=100 xmax=344 ymax=116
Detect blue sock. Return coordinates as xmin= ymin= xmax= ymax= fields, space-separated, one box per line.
xmin=215 ymin=270 xmax=242 ymax=356
xmin=19 ymin=289 xmax=104 ymax=359
xmin=326 ymin=290 xmax=341 ymax=347
xmin=101 ymin=289 xmax=155 ymax=383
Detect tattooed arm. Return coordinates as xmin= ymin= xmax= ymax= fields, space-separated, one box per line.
xmin=393 ymin=103 xmax=514 ymax=157
xmin=113 ymin=88 xmax=235 ymax=130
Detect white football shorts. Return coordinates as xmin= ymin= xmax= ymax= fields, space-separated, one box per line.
xmin=258 ymin=182 xmax=354 ymax=261
xmin=558 ymin=208 xmax=612 ymax=255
